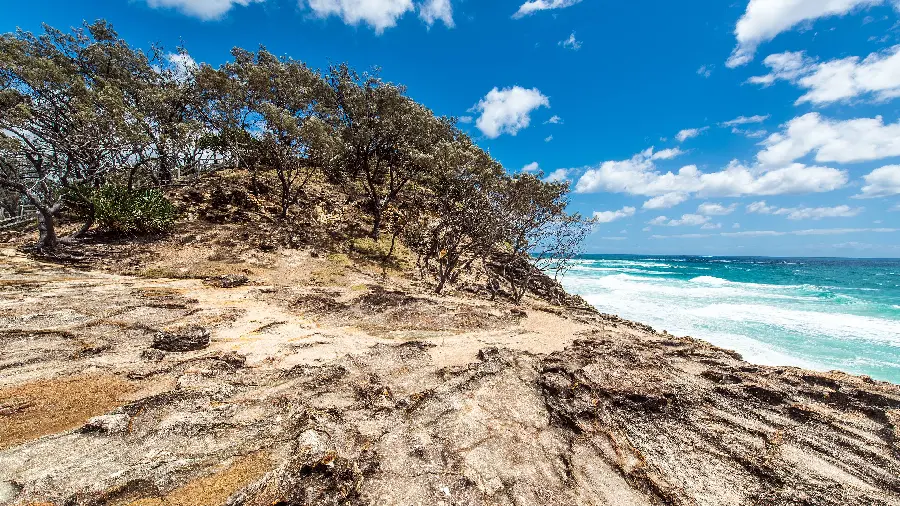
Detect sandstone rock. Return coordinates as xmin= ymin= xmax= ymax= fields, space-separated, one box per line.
xmin=82 ymin=413 xmax=130 ymax=435
xmin=151 ymin=326 xmax=211 ymax=352
xmin=203 ymin=274 xmax=249 ymax=289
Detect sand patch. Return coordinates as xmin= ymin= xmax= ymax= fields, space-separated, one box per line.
xmin=0 ymin=374 xmax=134 ymax=449
xmin=124 ymin=452 xmax=271 ymax=506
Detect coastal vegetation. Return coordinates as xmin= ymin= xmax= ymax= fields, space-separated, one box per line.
xmin=0 ymin=21 xmax=590 ymax=298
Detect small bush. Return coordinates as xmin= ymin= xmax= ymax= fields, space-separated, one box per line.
xmin=92 ymin=186 xmax=177 ymax=234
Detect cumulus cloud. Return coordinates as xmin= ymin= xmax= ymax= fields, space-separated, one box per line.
xmin=857 ymin=165 xmax=900 ymax=197
xmin=471 ymin=86 xmax=550 ymax=139
xmin=521 ymin=162 xmax=540 ymax=173
xmin=544 ymin=135 xmax=554 ymax=142
xmin=651 ymin=147 xmax=686 ymax=160
xmin=697 ymin=202 xmax=737 ymax=216
xmin=758 ymin=113 xmax=900 ymax=166
xmin=513 ymin=0 xmax=582 ymax=19
xmin=676 ymin=127 xmax=708 ymax=143
xmin=643 ymin=192 xmax=689 ymax=210
xmin=145 ymin=0 xmax=263 ymax=19
xmin=544 ymin=168 xmax=570 ymax=182
xmin=697 ymin=65 xmax=713 ymax=78
xmin=165 ymin=52 xmax=198 ymax=81
xmin=544 ymin=115 xmax=563 ymax=125
xmin=750 ymin=47 xmax=900 ymax=105
xmin=726 ymin=0 xmax=890 ymax=68
xmin=304 ymin=0 xmax=454 ymax=31
xmin=746 ymin=201 xmax=863 ymax=219
xmin=559 ymin=32 xmax=583 ymax=50
xmin=458 ymin=115 xmax=473 ymax=124
xmin=306 ymin=0 xmax=414 ymax=32
xmin=418 ymin=0 xmax=453 ymax=26
xmin=574 ymin=148 xmax=848 ymax=199
xmin=593 ymin=206 xmax=636 ymax=223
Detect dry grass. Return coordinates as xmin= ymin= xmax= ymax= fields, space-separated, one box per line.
xmin=124 ymin=451 xmax=271 ymax=506
xmin=0 ymin=374 xmax=134 ymax=450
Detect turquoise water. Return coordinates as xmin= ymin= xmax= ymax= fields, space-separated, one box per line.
xmin=558 ymin=255 xmax=900 ymax=384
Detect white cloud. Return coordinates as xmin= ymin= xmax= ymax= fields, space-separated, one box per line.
xmin=892 ymin=203 xmax=900 ymax=211
xmin=544 ymin=135 xmax=554 ymax=142
xmin=599 ymin=236 xmax=628 ymax=241
xmin=702 ymin=222 xmax=723 ymax=230
xmin=418 ymin=0 xmax=453 ymax=27
xmin=472 ymin=86 xmax=550 ymax=139
xmin=305 ymin=0 xmax=452 ymax=32
xmin=676 ymin=127 xmax=709 ymax=143
xmin=643 ymin=192 xmax=688 ymax=210
xmin=779 ymin=205 xmax=864 ymax=220
xmin=559 ymin=32 xmax=582 ymax=51
xmin=733 ymin=223 xmax=742 ymax=229
xmin=727 ymin=0 xmax=890 ymax=68
xmin=544 ymin=168 xmax=570 ymax=182
xmin=545 ymin=115 xmax=563 ymax=124
xmin=721 ymin=115 xmax=770 ymax=127
xmin=746 ymin=200 xmax=864 ymax=219
xmin=306 ymin=0 xmax=413 ymax=32
xmin=697 ymin=65 xmax=713 ymax=78
xmin=522 ymin=162 xmax=540 ymax=173
xmin=165 ymin=52 xmax=198 ymax=81
xmin=734 ymin=128 xmax=769 ymax=139
xmin=697 ymin=202 xmax=737 ymax=215
xmin=145 ymin=0 xmax=262 ymax=19
xmin=649 ymin=214 xmax=711 ymax=227
xmin=593 ymin=206 xmax=636 ymax=224
xmin=654 ymin=228 xmax=898 ymax=239
xmin=458 ymin=115 xmax=473 ymax=124
xmin=513 ymin=0 xmax=582 ymax=19
xmin=574 ymin=149 xmax=848 ymax=198
xmin=750 ymin=47 xmax=900 ymax=105
xmin=747 ymin=201 xmax=777 ymax=214
xmin=651 ymin=147 xmax=686 ymax=160
xmin=758 ymin=113 xmax=900 ymax=166
xmin=857 ymin=165 xmax=900 ymax=197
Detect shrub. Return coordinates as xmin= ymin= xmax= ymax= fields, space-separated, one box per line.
xmin=92 ymin=185 xmax=177 ymax=234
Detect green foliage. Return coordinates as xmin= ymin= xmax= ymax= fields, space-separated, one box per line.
xmin=91 ymin=185 xmax=176 ymax=234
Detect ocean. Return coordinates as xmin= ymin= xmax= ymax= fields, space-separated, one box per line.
xmin=558 ymin=255 xmax=900 ymax=384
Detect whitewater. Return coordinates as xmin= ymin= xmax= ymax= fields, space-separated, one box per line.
xmin=558 ymin=255 xmax=900 ymax=383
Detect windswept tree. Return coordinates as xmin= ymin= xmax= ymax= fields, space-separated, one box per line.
xmin=322 ymin=64 xmax=452 ymax=240
xmin=0 ymin=21 xmax=161 ymax=249
xmin=495 ymin=174 xmax=593 ymax=303
xmin=409 ymin=136 xmax=506 ymax=294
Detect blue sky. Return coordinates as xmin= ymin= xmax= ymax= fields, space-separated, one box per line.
xmin=3 ymin=0 xmax=900 ymax=257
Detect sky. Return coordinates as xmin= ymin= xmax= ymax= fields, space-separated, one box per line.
xmin=2 ymin=0 xmax=900 ymax=257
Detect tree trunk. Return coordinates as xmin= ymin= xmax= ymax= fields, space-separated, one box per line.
xmin=371 ymin=208 xmax=382 ymax=241
xmin=36 ymin=207 xmax=59 ymax=251
xmin=70 ymin=203 xmax=95 ymax=239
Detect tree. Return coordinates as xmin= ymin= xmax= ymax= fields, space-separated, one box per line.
xmin=494 ymin=174 xmax=593 ymax=304
xmin=0 ymin=21 xmax=157 ymax=249
xmin=322 ymin=65 xmax=451 ymax=240
xmin=409 ymin=136 xmax=505 ymax=294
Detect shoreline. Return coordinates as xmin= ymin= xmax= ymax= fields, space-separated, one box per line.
xmin=559 ymin=254 xmax=900 ymax=385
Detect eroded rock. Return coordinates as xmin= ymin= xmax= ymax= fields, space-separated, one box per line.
xmin=151 ymin=326 xmax=211 ymax=352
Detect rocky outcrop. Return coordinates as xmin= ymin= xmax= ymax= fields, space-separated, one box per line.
xmin=1 ymin=250 xmax=898 ymax=505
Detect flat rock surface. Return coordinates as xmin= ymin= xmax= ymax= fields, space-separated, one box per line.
xmin=1 ymin=248 xmax=898 ymax=505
